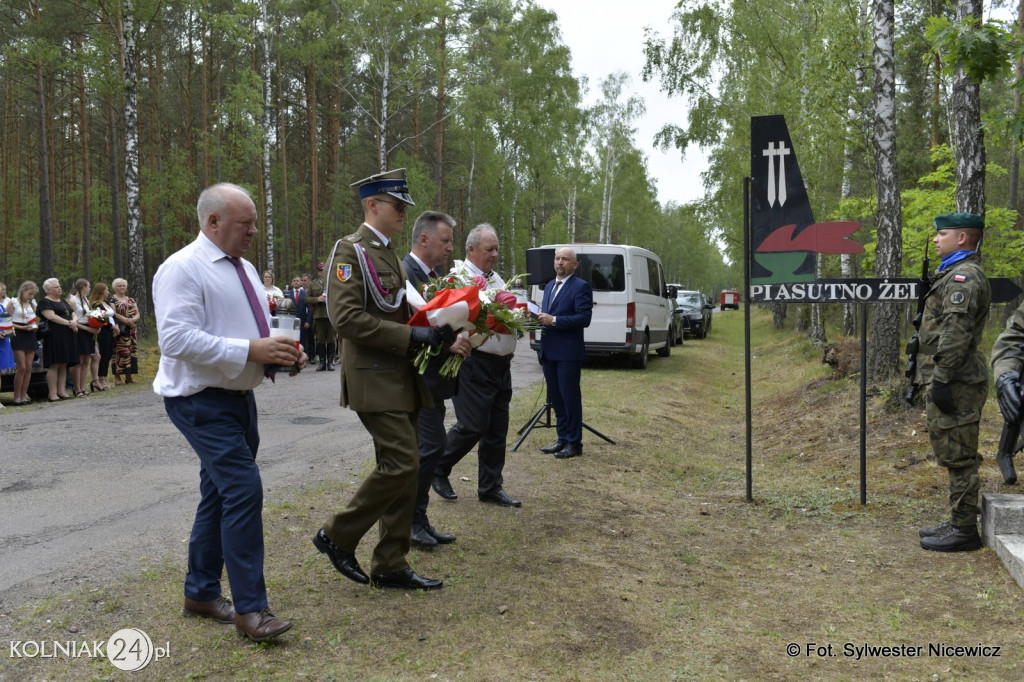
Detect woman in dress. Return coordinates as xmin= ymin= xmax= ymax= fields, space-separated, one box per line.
xmin=0 ymin=283 xmax=15 ymax=402
xmin=8 ymin=281 xmax=39 ymax=406
xmin=38 ymin=277 xmax=78 ymax=401
xmin=263 ymin=270 xmax=284 ymax=312
xmin=111 ymin=277 xmax=140 ymax=384
xmin=69 ymin=278 xmax=99 ymax=397
xmin=89 ymin=283 xmax=118 ymax=391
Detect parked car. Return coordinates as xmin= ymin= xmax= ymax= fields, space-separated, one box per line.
xmin=676 ymin=290 xmax=714 ymax=338
xmin=527 ymin=243 xmax=673 ymax=369
xmin=667 ymin=295 xmax=685 ymax=346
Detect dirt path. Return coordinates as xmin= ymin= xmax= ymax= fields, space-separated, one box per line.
xmin=0 ymin=338 xmax=543 ymax=610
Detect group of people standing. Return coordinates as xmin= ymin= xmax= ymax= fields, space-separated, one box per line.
xmin=157 ymin=171 xmax=593 ymax=644
xmin=0 ymin=277 xmax=140 ymax=406
xmin=262 ymin=267 xmax=337 ymax=372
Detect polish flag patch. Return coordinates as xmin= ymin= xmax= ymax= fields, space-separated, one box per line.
xmin=953 ymin=274 xmax=967 ymax=282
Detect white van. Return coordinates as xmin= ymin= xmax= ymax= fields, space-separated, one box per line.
xmin=526 ymin=243 xmax=673 ymax=369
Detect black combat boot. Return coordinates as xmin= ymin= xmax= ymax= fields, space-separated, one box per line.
xmin=316 ymin=343 xmax=327 ymax=371
xmin=920 ymin=524 xmax=982 ymax=552
xmin=326 ymin=342 xmax=336 ymax=371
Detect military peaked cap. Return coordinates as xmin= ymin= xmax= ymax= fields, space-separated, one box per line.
xmin=350 ymin=168 xmax=415 ymax=206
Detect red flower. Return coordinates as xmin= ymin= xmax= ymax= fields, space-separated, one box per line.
xmin=494 ymin=290 xmax=518 ymax=307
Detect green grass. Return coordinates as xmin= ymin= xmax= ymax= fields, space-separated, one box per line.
xmin=4 ymin=308 xmax=1024 ymax=680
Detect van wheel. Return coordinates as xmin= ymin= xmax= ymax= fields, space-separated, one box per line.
xmin=657 ymin=335 xmax=670 ymax=357
xmin=631 ymin=333 xmax=649 ymax=369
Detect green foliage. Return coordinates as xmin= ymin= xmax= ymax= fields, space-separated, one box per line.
xmin=926 ymin=15 xmax=1013 ymax=84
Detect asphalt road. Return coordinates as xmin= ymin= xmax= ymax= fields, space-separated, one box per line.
xmin=0 ymin=339 xmax=544 ymax=610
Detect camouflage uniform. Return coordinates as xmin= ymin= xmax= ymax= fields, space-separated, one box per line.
xmin=916 ymin=252 xmax=990 ymax=527
xmin=992 ymin=303 xmax=1024 ymax=380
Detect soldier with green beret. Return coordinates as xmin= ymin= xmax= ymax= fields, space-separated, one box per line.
xmin=917 ymin=212 xmax=990 ymax=552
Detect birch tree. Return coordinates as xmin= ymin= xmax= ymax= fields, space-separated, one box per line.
xmin=261 ymin=0 xmax=275 ymax=272
xmin=867 ymin=0 xmax=903 ymax=382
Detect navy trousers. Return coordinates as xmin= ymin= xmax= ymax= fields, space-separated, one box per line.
xmin=542 ymin=359 xmax=583 ymax=445
xmin=164 ymin=389 xmax=267 ymax=614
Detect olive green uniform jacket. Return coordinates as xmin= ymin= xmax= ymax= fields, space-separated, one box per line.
xmin=325 ymin=224 xmax=431 ymax=412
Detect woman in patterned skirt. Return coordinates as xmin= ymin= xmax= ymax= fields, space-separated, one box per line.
xmin=111 ymin=277 xmax=140 ymax=384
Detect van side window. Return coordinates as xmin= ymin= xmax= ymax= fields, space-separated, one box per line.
xmin=633 ymin=257 xmax=660 ymax=295
xmin=578 ymin=254 xmax=624 ymax=292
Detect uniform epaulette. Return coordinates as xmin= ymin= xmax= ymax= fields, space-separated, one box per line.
xmin=345 ymin=233 xmax=363 ymax=243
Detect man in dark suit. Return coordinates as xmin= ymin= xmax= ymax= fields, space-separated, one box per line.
xmin=284 ymin=276 xmax=310 ymax=357
xmin=403 ymin=211 xmax=472 ymax=548
xmin=537 ymin=247 xmax=593 ymax=458
xmin=312 ymin=168 xmax=452 ymax=591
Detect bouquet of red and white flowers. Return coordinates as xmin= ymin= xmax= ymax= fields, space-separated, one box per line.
xmin=407 ymin=261 xmax=536 ymax=377
xmin=86 ymin=308 xmax=109 ymax=328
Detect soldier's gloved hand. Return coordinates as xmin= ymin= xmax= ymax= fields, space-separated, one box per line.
xmin=930 ymin=380 xmax=957 ymax=414
xmin=410 ymin=325 xmax=445 ymax=349
xmin=437 ymin=324 xmax=457 ymax=349
xmin=996 ymin=371 xmax=1023 ymax=424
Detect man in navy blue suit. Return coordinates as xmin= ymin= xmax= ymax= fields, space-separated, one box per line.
xmin=537 ymin=247 xmax=593 ymax=458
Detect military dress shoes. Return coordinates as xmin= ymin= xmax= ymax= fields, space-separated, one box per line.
xmin=540 ymin=441 xmax=566 ymax=454
xmin=423 ymin=520 xmax=456 ymax=544
xmin=432 ymin=475 xmax=458 ymax=500
xmin=235 ymin=609 xmax=292 ymax=642
xmin=410 ymin=523 xmax=439 ymax=548
xmin=920 ymin=524 xmax=983 ymax=552
xmin=312 ymin=529 xmax=370 ymax=584
xmin=918 ymin=520 xmax=951 ymax=538
xmin=370 ymin=567 xmax=443 ymax=590
xmin=555 ymin=443 xmax=583 ymax=459
xmin=182 ymin=596 xmax=235 ymax=624
xmin=479 ymin=488 xmax=522 ymax=507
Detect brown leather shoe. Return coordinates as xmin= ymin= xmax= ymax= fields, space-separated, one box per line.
xmin=235 ymin=609 xmax=292 ymax=642
xmin=182 ymin=596 xmax=235 ymax=624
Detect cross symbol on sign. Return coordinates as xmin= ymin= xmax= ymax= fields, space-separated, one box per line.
xmin=762 ymin=141 xmax=791 ymax=207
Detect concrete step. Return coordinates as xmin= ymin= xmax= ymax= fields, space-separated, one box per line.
xmin=981 ymin=493 xmax=1024 ymax=590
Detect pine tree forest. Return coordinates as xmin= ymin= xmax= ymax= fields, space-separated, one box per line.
xmin=3 ymin=0 xmax=1024 ymax=366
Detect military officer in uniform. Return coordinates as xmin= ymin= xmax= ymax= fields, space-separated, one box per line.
xmin=308 ymin=263 xmax=334 ymax=371
xmin=917 ymin=212 xmax=990 ymax=552
xmin=311 ymin=168 xmax=453 ymax=590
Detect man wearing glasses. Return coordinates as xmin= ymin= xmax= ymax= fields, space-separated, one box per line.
xmin=312 ymin=168 xmax=454 ymax=590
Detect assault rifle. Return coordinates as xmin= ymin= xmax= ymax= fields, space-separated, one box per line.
xmin=904 ymin=241 xmax=931 ymax=402
xmin=996 ymin=417 xmax=1021 ymax=485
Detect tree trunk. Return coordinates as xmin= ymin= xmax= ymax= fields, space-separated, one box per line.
xmin=278 ymin=50 xmax=290 ymax=273
xmin=868 ymin=0 xmax=903 ymax=382
xmin=378 ymin=46 xmax=390 ymax=171
xmin=121 ymin=3 xmax=148 ymax=332
xmin=32 ymin=0 xmax=54 ymax=278
xmin=434 ymin=14 xmax=447 ymax=205
xmin=951 ymin=0 xmax=985 ymax=214
xmin=305 ymin=63 xmax=318 ymax=265
xmin=107 ymin=95 xmax=123 ymax=278
xmin=78 ymin=33 xmax=92 ymax=281
xmin=261 ymin=0 xmax=275 ymax=274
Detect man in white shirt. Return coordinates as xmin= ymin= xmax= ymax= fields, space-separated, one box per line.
xmin=432 ymin=224 xmax=523 ymax=507
xmin=153 ymin=182 xmax=304 ymax=643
